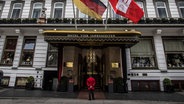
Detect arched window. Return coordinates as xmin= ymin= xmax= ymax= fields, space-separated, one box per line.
xmin=178 ymin=1 xmax=184 ymax=18
xmin=136 ymin=1 xmax=145 ymax=17
xmin=11 ymin=3 xmax=22 ymax=18
xmin=53 ymin=2 xmax=64 ymax=18
xmin=32 ymin=2 xmax=43 ymax=18
xmin=155 ymin=1 xmax=168 ymax=18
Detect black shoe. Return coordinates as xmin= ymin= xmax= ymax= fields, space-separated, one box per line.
xmin=88 ymin=99 xmax=91 ymax=100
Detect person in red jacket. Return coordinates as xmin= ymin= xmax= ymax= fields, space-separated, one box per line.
xmin=86 ymin=76 xmax=96 ymax=100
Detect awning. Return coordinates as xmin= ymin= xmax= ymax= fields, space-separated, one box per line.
xmin=43 ymin=30 xmax=141 ymax=47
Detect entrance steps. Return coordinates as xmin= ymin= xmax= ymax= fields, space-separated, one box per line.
xmin=77 ymin=90 xmax=105 ymax=99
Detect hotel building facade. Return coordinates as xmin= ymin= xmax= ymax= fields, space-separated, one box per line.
xmin=0 ymin=0 xmax=184 ymax=92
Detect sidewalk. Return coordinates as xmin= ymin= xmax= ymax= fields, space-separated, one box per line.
xmin=0 ymin=88 xmax=184 ymax=103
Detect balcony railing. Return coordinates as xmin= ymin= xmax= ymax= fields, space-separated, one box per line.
xmin=0 ymin=18 xmax=184 ymax=24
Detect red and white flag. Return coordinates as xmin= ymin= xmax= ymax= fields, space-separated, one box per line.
xmin=109 ymin=0 xmax=144 ymax=23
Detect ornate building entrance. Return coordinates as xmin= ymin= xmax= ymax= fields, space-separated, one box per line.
xmin=43 ymin=30 xmax=141 ymax=92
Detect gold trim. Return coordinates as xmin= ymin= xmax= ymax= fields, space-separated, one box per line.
xmin=43 ymin=30 xmax=142 ymax=35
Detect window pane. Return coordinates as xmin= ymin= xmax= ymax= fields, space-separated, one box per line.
xmin=32 ymin=9 xmax=41 ymax=18
xmin=54 ymin=8 xmax=62 ymax=18
xmin=79 ymin=12 xmax=88 ymax=18
xmin=156 ymin=2 xmax=168 ymax=18
xmin=1 ymin=52 xmax=15 ymax=65
xmin=34 ymin=3 xmax=42 ymax=8
xmin=32 ymin=3 xmax=42 ymax=18
xmin=166 ymin=54 xmax=184 ymax=68
xmin=0 ymin=4 xmax=2 ymax=11
xmin=55 ymin=3 xmax=63 ymax=7
xmin=47 ymin=52 xmax=58 ymax=66
xmin=47 ymin=44 xmax=58 ymax=67
xmin=180 ymin=8 xmax=184 ymax=18
xmin=23 ymin=39 xmax=35 ymax=50
xmin=156 ymin=2 xmax=165 ymax=7
xmin=163 ymin=39 xmax=184 ymax=68
xmin=5 ymin=39 xmax=17 ymax=50
xmin=178 ymin=2 xmax=184 ymax=18
xmin=131 ymin=39 xmax=156 ymax=68
xmin=0 ymin=37 xmax=17 ymax=66
xmin=11 ymin=9 xmax=20 ymax=18
xmin=21 ymin=52 xmax=34 ymax=65
xmin=14 ymin=3 xmax=21 ymax=8
xmin=158 ymin=8 xmax=167 ymax=18
xmin=20 ymin=37 xmax=36 ymax=66
xmin=163 ymin=40 xmax=184 ymax=51
xmin=11 ymin=3 xmax=22 ymax=18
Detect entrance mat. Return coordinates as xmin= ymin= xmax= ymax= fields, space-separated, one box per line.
xmin=77 ymin=90 xmax=105 ymax=99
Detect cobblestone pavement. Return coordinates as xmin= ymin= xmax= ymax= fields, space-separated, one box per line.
xmin=0 ymin=98 xmax=184 ymax=104
xmin=0 ymin=88 xmax=184 ymax=104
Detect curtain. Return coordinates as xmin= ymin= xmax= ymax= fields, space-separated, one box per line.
xmin=164 ymin=39 xmax=184 ymax=51
xmin=131 ymin=39 xmax=154 ymax=56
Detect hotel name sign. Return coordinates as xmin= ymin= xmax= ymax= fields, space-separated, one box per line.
xmin=66 ymin=34 xmax=116 ymax=38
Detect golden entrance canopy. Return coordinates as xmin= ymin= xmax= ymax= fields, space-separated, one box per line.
xmin=43 ymin=30 xmax=141 ymax=47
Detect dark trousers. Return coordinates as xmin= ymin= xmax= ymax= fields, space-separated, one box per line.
xmin=88 ymin=90 xmax=95 ymax=100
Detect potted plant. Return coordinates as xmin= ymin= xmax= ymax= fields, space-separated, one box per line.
xmin=57 ymin=76 xmax=68 ymax=92
xmin=26 ymin=76 xmax=34 ymax=90
xmin=163 ymin=78 xmax=174 ymax=92
xmin=88 ymin=18 xmax=95 ymax=24
xmin=169 ymin=18 xmax=178 ymax=24
xmin=145 ymin=18 xmax=153 ymax=24
xmin=113 ymin=77 xmax=124 ymax=93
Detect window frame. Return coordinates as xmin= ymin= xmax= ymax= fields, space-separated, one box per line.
xmin=31 ymin=2 xmax=43 ymax=18
xmin=130 ymin=37 xmax=157 ymax=69
xmin=135 ymin=0 xmax=147 ymax=18
xmin=10 ymin=3 xmax=23 ymax=19
xmin=0 ymin=1 xmax=5 ymax=18
xmin=155 ymin=0 xmax=169 ymax=18
xmin=52 ymin=2 xmax=64 ymax=19
xmin=0 ymin=36 xmax=18 ymax=66
xmin=19 ymin=36 xmax=36 ymax=67
xmin=177 ymin=1 xmax=184 ymax=18
xmin=162 ymin=37 xmax=184 ymax=69
xmin=46 ymin=44 xmax=58 ymax=67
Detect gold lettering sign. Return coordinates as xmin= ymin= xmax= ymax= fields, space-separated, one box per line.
xmin=111 ymin=63 xmax=119 ymax=68
xmin=66 ymin=62 xmax=73 ymax=68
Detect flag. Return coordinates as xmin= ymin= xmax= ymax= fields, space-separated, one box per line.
xmin=73 ymin=0 xmax=107 ymax=20
xmin=109 ymin=0 xmax=144 ymax=23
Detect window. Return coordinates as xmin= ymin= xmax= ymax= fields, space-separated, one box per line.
xmin=20 ymin=37 xmax=36 ymax=66
xmin=11 ymin=3 xmax=22 ymax=18
xmin=111 ymin=9 xmax=122 ymax=19
xmin=79 ymin=11 xmax=89 ymax=19
xmin=0 ymin=2 xmax=4 ymax=17
xmin=47 ymin=44 xmax=58 ymax=67
xmin=163 ymin=38 xmax=184 ymax=68
xmin=178 ymin=1 xmax=184 ymax=18
xmin=155 ymin=1 xmax=168 ymax=18
xmin=136 ymin=1 xmax=145 ymax=17
xmin=53 ymin=2 xmax=64 ymax=18
xmin=0 ymin=37 xmax=18 ymax=66
xmin=130 ymin=38 xmax=156 ymax=68
xmin=32 ymin=3 xmax=42 ymax=18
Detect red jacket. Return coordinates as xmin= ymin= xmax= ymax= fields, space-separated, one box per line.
xmin=86 ymin=77 xmax=96 ymax=90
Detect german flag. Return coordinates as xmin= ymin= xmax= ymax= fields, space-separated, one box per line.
xmin=73 ymin=0 xmax=107 ymax=20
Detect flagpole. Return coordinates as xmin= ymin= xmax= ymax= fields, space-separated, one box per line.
xmin=105 ymin=2 xmax=110 ymax=30
xmin=72 ymin=0 xmax=77 ymax=30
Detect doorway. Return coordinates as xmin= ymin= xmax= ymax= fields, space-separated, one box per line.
xmin=78 ymin=48 xmax=105 ymax=90
xmin=42 ymin=71 xmax=57 ymax=90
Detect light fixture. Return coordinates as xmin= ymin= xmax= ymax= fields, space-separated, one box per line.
xmin=15 ymin=29 xmax=20 ymax=34
xmin=156 ymin=29 xmax=162 ymax=34
xmin=38 ymin=29 xmax=43 ymax=34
